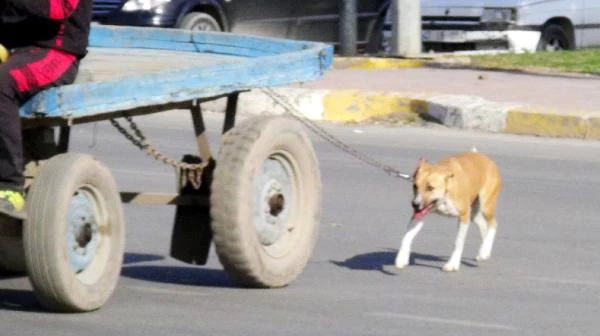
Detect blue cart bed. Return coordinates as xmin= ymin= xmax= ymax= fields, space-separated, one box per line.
xmin=20 ymin=24 xmax=333 ymax=127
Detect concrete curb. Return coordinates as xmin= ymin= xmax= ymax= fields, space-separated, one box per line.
xmin=201 ymin=88 xmax=600 ymax=141
xmin=334 ymin=56 xmax=600 ymax=79
xmin=333 ymin=57 xmax=426 ymax=70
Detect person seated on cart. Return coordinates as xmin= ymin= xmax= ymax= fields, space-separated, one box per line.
xmin=0 ymin=0 xmax=91 ymax=219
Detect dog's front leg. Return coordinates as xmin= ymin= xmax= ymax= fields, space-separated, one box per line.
xmin=395 ymin=219 xmax=424 ymax=269
xmin=442 ymin=218 xmax=470 ymax=272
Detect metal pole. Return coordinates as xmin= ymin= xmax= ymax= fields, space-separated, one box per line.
xmin=391 ymin=0 xmax=422 ymax=57
xmin=339 ymin=0 xmax=357 ymax=56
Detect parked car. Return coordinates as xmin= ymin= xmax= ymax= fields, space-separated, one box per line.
xmin=92 ymin=0 xmax=391 ymax=52
xmin=405 ymin=0 xmax=600 ymax=53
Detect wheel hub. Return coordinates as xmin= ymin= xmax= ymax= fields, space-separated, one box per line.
xmin=67 ymin=189 xmax=100 ymax=274
xmin=253 ymin=157 xmax=293 ymax=246
xmin=193 ymin=22 xmax=217 ymax=31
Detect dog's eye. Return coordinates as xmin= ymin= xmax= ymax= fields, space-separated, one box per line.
xmin=412 ymin=184 xmax=417 ymax=193
xmin=426 ymin=185 xmax=434 ymax=192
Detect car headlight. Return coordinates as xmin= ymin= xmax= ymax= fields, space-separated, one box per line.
xmin=122 ymin=0 xmax=170 ymax=12
xmin=481 ymin=8 xmax=516 ymax=23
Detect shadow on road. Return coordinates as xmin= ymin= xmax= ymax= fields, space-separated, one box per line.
xmin=330 ymin=250 xmax=478 ymax=273
xmin=0 ymin=252 xmax=182 ymax=313
xmin=330 ymin=250 xmax=398 ymax=275
xmin=121 ymin=252 xmax=237 ymax=288
xmin=0 ymin=289 xmax=45 ymax=312
xmin=123 ymin=252 xmax=165 ymax=265
xmin=121 ymin=266 xmax=237 ymax=288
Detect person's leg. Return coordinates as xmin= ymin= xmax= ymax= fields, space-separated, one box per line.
xmin=0 ymin=47 xmax=79 ymax=219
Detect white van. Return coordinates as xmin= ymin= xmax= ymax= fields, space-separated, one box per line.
xmin=384 ymin=0 xmax=600 ymax=53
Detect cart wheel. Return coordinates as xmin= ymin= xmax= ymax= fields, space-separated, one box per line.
xmin=23 ymin=153 xmax=125 ymax=312
xmin=211 ymin=116 xmax=321 ymax=288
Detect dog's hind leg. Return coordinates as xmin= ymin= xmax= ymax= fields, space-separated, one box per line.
xmin=473 ymin=212 xmax=488 ymax=241
xmin=471 ymin=196 xmax=488 ymax=241
xmin=395 ymin=219 xmax=424 ymax=269
xmin=476 ymin=216 xmax=497 ymax=262
xmin=476 ymin=191 xmax=500 ymax=262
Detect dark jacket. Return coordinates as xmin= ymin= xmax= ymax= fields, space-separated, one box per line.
xmin=0 ymin=0 xmax=91 ymax=57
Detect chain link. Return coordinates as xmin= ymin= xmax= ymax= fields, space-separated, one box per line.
xmin=260 ymin=88 xmax=413 ymax=182
xmin=110 ymin=116 xmax=207 ymax=189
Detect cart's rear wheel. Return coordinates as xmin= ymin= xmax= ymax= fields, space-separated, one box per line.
xmin=24 ymin=153 xmax=125 ymax=312
xmin=211 ymin=116 xmax=321 ymax=288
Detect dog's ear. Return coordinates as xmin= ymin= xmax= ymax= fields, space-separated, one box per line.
xmin=413 ymin=158 xmax=427 ymax=176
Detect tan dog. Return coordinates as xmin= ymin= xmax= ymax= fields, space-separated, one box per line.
xmin=395 ymin=149 xmax=502 ymax=272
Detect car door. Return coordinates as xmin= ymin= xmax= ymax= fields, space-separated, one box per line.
xmin=224 ymin=0 xmax=294 ymax=39
xmin=290 ymin=0 xmax=338 ymax=43
xmin=290 ymin=0 xmax=385 ymax=45
xmin=582 ymin=0 xmax=600 ymax=47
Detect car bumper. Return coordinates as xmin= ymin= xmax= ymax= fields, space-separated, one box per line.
xmin=422 ymin=29 xmax=541 ymax=53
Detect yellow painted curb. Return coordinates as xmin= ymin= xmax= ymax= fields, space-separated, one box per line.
xmin=322 ymin=90 xmax=428 ymax=122
xmin=585 ymin=116 xmax=600 ymax=140
xmin=333 ymin=57 xmax=425 ymax=70
xmin=505 ymin=109 xmax=588 ymax=139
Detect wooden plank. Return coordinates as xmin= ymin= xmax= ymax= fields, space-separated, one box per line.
xmin=190 ymin=31 xmax=311 ymax=54
xmin=20 ymin=47 xmax=332 ymax=118
xmin=19 ymin=25 xmax=334 ymax=120
xmin=90 ymin=24 xmax=194 ymax=45
xmin=74 ymin=48 xmax=242 ymax=84
xmin=192 ymin=44 xmax=275 ymax=57
xmin=90 ymin=25 xmax=312 ymax=55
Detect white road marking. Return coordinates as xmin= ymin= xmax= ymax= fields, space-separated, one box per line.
xmin=368 ymin=312 xmax=518 ymax=331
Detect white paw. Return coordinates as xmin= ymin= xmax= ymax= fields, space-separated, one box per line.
xmin=395 ymin=256 xmax=409 ymax=269
xmin=395 ymin=261 xmax=409 ymax=269
xmin=476 ymin=254 xmax=490 ymax=262
xmin=442 ymin=263 xmax=460 ymax=272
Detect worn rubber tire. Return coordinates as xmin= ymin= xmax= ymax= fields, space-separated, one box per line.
xmin=537 ymin=24 xmax=572 ymax=51
xmin=23 ymin=153 xmax=125 ymax=312
xmin=179 ymin=12 xmax=222 ymax=31
xmin=211 ymin=116 xmax=321 ymax=288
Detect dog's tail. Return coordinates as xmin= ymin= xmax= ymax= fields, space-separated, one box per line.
xmin=471 ymin=146 xmax=478 ymax=153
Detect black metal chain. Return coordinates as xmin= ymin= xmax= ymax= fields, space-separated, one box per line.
xmin=261 ymin=88 xmax=413 ymax=182
xmin=109 ymin=116 xmax=207 ymax=188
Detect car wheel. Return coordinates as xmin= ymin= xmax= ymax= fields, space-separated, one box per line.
xmin=537 ymin=24 xmax=572 ymax=51
xmin=179 ymin=12 xmax=222 ymax=32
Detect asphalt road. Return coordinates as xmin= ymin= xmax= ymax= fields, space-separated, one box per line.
xmin=1 ymin=111 xmax=599 ymax=335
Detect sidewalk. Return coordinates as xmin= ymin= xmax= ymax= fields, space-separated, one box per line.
xmin=203 ymin=58 xmax=600 ymax=141
xmin=299 ymin=67 xmax=600 ymax=114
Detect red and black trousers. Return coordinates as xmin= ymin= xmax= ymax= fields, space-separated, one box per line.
xmin=0 ymin=47 xmax=79 ymax=192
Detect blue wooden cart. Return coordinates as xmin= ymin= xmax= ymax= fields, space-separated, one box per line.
xmin=0 ymin=25 xmax=333 ymax=312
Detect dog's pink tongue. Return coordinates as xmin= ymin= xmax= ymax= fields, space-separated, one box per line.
xmin=413 ymin=204 xmax=433 ymax=220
